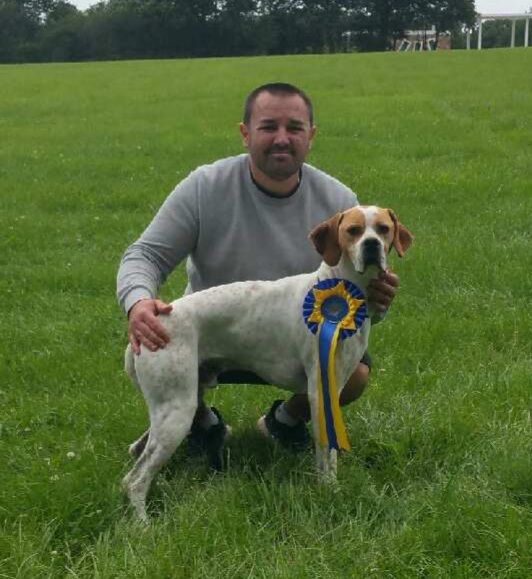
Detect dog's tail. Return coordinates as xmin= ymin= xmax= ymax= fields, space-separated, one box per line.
xmin=124 ymin=345 xmax=141 ymax=391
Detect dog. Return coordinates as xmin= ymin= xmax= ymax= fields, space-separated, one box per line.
xmin=122 ymin=206 xmax=413 ymax=520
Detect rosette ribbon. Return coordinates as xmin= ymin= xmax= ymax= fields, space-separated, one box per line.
xmin=302 ymin=278 xmax=367 ymax=451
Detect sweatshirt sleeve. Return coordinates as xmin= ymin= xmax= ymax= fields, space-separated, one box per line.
xmin=116 ymin=169 xmax=201 ymax=314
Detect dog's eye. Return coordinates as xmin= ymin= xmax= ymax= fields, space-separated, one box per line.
xmin=346 ymin=225 xmax=363 ymax=236
xmin=377 ymin=224 xmax=390 ymax=235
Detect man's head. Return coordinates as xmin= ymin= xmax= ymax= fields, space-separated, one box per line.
xmin=243 ymin=83 xmax=314 ymax=126
xmin=240 ymin=83 xmax=316 ymax=194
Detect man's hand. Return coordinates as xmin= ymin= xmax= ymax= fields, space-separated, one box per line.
xmin=366 ymin=270 xmax=399 ymax=313
xmin=128 ymin=299 xmax=173 ymax=355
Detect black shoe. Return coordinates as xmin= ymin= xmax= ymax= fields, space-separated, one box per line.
xmin=256 ymin=399 xmax=310 ymax=451
xmin=187 ymin=407 xmax=230 ymax=471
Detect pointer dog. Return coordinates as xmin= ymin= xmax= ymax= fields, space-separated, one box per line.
xmin=123 ymin=206 xmax=413 ymax=520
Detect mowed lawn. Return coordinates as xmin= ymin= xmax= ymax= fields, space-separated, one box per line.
xmin=1 ymin=49 xmax=531 ymax=577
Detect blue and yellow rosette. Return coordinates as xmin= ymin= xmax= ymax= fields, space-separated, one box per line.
xmin=302 ymin=279 xmax=367 ymax=451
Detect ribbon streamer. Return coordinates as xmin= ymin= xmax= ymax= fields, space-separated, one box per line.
xmin=303 ymin=279 xmax=367 ymax=451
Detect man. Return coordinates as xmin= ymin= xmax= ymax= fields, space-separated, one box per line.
xmin=117 ymin=83 xmax=398 ymax=458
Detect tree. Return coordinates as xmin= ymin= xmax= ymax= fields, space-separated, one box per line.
xmin=47 ymin=0 xmax=78 ymax=22
xmin=39 ymin=4 xmax=88 ymax=61
xmin=0 ymin=1 xmax=39 ymax=62
xmin=213 ymin=0 xmax=258 ymax=56
xmin=351 ymin=0 xmax=413 ymax=51
xmin=414 ymin=0 xmax=476 ymax=46
xmin=0 ymin=0 xmax=77 ymax=61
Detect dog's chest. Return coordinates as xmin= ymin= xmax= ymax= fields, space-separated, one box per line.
xmin=333 ymin=319 xmax=370 ymax=381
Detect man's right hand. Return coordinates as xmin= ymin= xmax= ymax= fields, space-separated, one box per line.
xmin=128 ymin=299 xmax=173 ymax=355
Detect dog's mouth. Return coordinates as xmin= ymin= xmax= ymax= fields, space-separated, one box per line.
xmin=358 ymin=238 xmax=386 ymax=273
xmin=363 ymin=253 xmax=383 ymax=269
xmin=356 ymin=261 xmax=385 ymax=275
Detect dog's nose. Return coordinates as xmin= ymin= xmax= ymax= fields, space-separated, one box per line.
xmin=363 ymin=238 xmax=380 ymax=254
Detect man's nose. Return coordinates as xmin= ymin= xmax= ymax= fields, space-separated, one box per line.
xmin=273 ymin=128 xmax=290 ymax=145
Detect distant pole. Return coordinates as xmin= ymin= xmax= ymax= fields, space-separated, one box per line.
xmin=525 ymin=18 xmax=530 ymax=47
xmin=477 ymin=17 xmax=483 ymax=49
xmin=511 ymin=19 xmax=516 ymax=47
xmin=466 ymin=28 xmax=471 ymax=49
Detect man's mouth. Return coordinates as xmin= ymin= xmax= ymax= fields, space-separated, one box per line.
xmin=268 ymin=149 xmax=293 ymax=159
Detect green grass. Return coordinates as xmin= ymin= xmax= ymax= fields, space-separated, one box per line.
xmin=1 ymin=49 xmax=531 ymax=577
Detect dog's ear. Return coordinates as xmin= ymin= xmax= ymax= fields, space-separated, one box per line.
xmin=309 ymin=212 xmax=344 ymax=266
xmin=387 ymin=209 xmax=413 ymax=257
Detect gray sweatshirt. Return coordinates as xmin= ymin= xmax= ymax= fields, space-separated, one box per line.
xmin=117 ymin=154 xmax=358 ymax=314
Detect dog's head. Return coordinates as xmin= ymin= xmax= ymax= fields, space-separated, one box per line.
xmin=309 ymin=206 xmax=413 ymax=272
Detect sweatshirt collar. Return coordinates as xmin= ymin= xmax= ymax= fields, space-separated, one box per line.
xmin=249 ymin=168 xmax=302 ymax=199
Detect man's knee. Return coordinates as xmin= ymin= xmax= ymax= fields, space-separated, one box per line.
xmin=339 ymin=358 xmax=371 ymax=406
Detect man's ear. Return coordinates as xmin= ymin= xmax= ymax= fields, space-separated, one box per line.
xmin=308 ymin=125 xmax=317 ymax=149
xmin=239 ymin=122 xmax=249 ymax=148
xmin=309 ymin=212 xmax=344 ymax=266
xmin=387 ymin=209 xmax=413 ymax=257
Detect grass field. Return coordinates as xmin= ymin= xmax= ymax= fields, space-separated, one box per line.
xmin=1 ymin=48 xmax=531 ymax=577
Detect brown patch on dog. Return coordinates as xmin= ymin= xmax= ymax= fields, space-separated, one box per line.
xmin=386 ymin=209 xmax=414 ymax=257
xmin=337 ymin=208 xmax=367 ymax=251
xmin=309 ymin=212 xmax=345 ymax=265
xmin=371 ymin=208 xmax=396 ymax=253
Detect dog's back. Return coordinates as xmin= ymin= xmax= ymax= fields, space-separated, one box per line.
xmin=151 ymin=273 xmax=317 ymax=389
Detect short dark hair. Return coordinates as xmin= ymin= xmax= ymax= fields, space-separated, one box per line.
xmin=243 ymin=82 xmax=314 ymax=126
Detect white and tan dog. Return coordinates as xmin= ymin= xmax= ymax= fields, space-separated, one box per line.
xmin=123 ymin=206 xmax=413 ymax=520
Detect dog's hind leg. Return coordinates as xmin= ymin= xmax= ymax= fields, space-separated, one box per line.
xmin=123 ymin=375 xmax=198 ymax=522
xmin=128 ymin=429 xmax=149 ymax=459
xmin=125 ymin=346 xmax=151 ymax=459
xmin=127 ymin=369 xmax=213 ymax=461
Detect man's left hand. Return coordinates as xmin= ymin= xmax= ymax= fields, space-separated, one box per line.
xmin=366 ymin=270 xmax=399 ymax=313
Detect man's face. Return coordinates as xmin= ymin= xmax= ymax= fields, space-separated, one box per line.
xmin=240 ymin=92 xmax=316 ymax=183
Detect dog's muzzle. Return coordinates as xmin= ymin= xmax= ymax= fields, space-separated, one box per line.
xmin=361 ymin=238 xmax=384 ymax=270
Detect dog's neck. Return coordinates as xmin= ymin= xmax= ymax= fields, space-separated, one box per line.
xmin=317 ymin=254 xmax=381 ymax=313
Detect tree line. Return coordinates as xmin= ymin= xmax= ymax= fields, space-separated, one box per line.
xmin=0 ymin=1 xmax=480 ymax=63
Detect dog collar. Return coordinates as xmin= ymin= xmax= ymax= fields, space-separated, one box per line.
xmin=302 ymin=278 xmax=367 ymax=453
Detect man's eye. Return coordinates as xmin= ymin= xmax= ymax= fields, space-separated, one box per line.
xmin=259 ymin=125 xmax=276 ymax=132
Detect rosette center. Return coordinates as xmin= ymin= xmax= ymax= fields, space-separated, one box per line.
xmin=321 ymin=295 xmax=349 ymax=323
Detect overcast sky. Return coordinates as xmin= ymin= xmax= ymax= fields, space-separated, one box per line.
xmin=69 ymin=1 xmax=532 ymax=15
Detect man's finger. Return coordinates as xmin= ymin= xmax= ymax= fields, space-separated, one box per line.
xmin=138 ymin=334 xmax=159 ymax=352
xmin=367 ymin=290 xmax=392 ymax=309
xmin=154 ymin=300 xmax=173 ymax=315
xmin=147 ymin=317 xmax=171 ymax=344
xmin=372 ymin=302 xmax=388 ymax=313
xmin=129 ymin=332 xmax=141 ymax=356
xmin=129 ymin=328 xmax=159 ymax=354
xmin=381 ymin=271 xmax=400 ymax=288
xmin=132 ymin=307 xmax=171 ymax=342
xmin=138 ymin=320 xmax=168 ymax=348
xmin=368 ymin=279 xmax=397 ymax=299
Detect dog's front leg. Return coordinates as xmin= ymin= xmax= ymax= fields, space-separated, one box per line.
xmin=315 ymin=446 xmax=338 ymax=485
xmin=306 ymin=371 xmax=338 ymax=485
